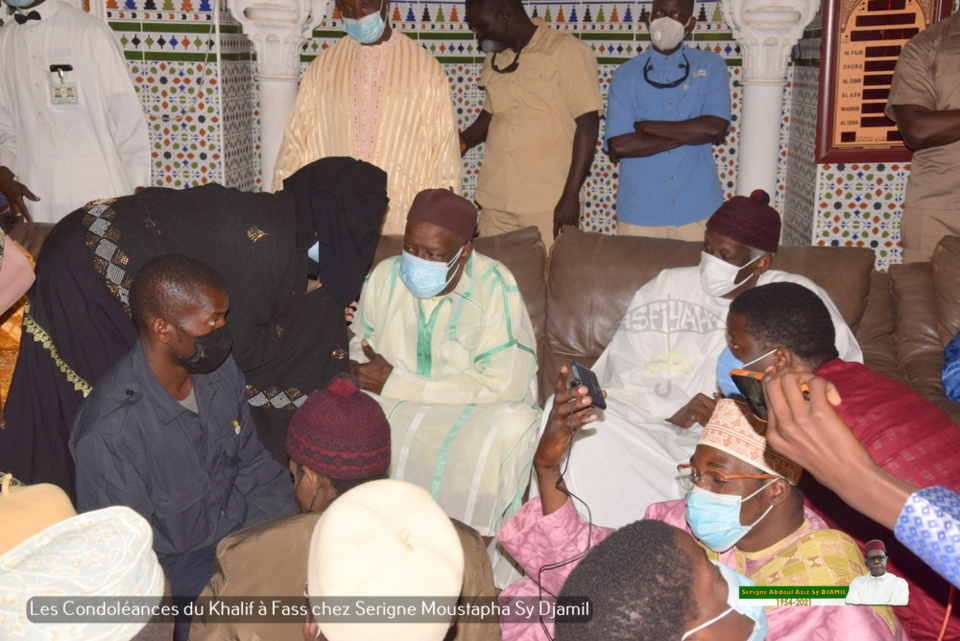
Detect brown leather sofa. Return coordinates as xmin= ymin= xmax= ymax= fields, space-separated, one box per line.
xmin=373 ymin=226 xmax=913 ymax=409
xmin=14 ymin=221 xmax=958 ymax=422
xmin=886 ymin=235 xmax=960 ymax=422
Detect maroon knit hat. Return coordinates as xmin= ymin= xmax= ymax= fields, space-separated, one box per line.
xmin=286 ymin=373 xmax=391 ymax=480
xmin=407 ymin=188 xmax=478 ymax=241
xmin=705 ymin=189 xmax=781 ymax=254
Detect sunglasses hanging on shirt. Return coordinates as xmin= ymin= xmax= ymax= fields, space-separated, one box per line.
xmin=491 ymin=49 xmax=521 ymax=73
xmin=643 ymin=53 xmax=690 ymax=89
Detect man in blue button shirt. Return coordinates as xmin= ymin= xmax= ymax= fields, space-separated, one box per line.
xmin=70 ymin=254 xmax=296 ymax=637
xmin=605 ymin=0 xmax=731 ymax=240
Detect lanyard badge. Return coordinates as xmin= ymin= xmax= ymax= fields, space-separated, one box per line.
xmin=49 ymin=64 xmax=78 ymax=104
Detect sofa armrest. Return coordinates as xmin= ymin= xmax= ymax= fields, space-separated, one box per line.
xmin=7 ymin=222 xmax=56 ymax=260
xmin=889 ymin=262 xmax=960 ymax=421
xmin=856 ymin=271 xmax=906 ymax=385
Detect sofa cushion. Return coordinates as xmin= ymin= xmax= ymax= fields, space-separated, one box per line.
xmin=856 ymin=271 xmax=906 ymax=385
xmin=545 ymin=229 xmax=876 ymax=367
xmin=767 ymin=244 xmax=875 ymax=333
xmin=545 ymin=229 xmax=702 ymax=372
xmin=889 ymin=263 xmax=948 ymax=395
xmin=932 ymin=235 xmax=960 ymax=347
xmin=371 ymin=227 xmax=547 ymax=355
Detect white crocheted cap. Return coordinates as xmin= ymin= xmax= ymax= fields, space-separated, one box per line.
xmin=0 ymin=505 xmax=165 ymax=640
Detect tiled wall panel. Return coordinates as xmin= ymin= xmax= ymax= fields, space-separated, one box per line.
xmin=105 ymin=0 xmax=257 ymax=189
xmin=96 ymin=0 xmax=919 ymax=266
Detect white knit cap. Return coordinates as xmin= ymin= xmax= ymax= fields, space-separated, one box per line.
xmin=307 ymin=479 xmax=464 ymax=641
xmin=0 ymin=506 xmax=165 ymax=640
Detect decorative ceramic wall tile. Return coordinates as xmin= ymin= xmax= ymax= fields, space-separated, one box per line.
xmin=108 ymin=0 xmax=256 ymax=190
xmin=815 ymin=162 xmax=907 ymax=270
xmin=784 ymin=17 xmax=912 ymax=269
xmin=782 ymin=64 xmax=819 ymax=246
xmin=774 ymin=69 xmax=792 ymax=216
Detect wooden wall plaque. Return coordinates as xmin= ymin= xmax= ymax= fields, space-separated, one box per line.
xmin=816 ymin=0 xmax=952 ymax=162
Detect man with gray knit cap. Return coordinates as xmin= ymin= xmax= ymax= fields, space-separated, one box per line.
xmin=547 ymin=189 xmax=861 ymax=530
xmin=191 ymin=373 xmax=500 ymax=641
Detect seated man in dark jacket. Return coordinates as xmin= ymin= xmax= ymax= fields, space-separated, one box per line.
xmin=69 ymin=254 xmax=296 ymax=631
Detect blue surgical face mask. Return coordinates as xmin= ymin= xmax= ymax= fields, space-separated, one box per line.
xmin=342 ymin=0 xmax=386 ymax=44
xmin=399 ymin=247 xmax=464 ymax=299
xmin=685 ymin=480 xmax=778 ymax=552
xmin=716 ymin=346 xmax=777 ymax=398
xmin=6 ymin=0 xmax=35 ymax=8
xmin=681 ymin=562 xmax=769 ymax=641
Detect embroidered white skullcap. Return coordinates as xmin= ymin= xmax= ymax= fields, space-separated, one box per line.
xmin=0 ymin=505 xmax=165 ymax=640
xmin=308 ymin=479 xmax=464 ymax=641
xmin=0 ymin=474 xmax=77 ymax=556
xmin=700 ymin=399 xmax=803 ymax=484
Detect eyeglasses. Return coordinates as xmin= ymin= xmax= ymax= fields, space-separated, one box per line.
xmin=866 ymin=555 xmax=886 ymax=563
xmin=677 ymin=464 xmax=781 ymax=492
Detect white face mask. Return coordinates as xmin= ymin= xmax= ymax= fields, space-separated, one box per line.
xmin=699 ymin=251 xmax=762 ymax=298
xmin=648 ymin=16 xmax=688 ymax=51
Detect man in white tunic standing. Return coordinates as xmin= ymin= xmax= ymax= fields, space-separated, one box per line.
xmin=555 ymin=189 xmax=863 ymax=529
xmin=349 ymin=188 xmax=540 ymax=541
xmin=0 ymin=0 xmax=149 ymax=223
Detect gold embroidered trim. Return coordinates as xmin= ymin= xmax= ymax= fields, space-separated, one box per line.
xmin=247 ymin=226 xmax=269 ymax=242
xmin=22 ymin=302 xmax=93 ymax=397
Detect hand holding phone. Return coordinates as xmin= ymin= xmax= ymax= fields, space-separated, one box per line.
xmin=569 ymin=362 xmax=607 ymax=410
xmin=732 ymin=369 xmax=813 ymax=422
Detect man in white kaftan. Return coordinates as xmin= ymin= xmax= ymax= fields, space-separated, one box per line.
xmin=0 ymin=0 xmax=149 ymax=223
xmin=847 ymin=540 xmax=910 ymax=606
xmin=272 ymin=0 xmax=461 ymax=235
xmin=350 ymin=190 xmax=540 ymax=538
xmin=553 ymin=190 xmax=863 ymax=529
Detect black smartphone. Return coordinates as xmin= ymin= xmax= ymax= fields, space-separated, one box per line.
xmin=730 ymin=369 xmax=767 ymax=421
xmin=569 ymin=362 xmax=607 ymax=410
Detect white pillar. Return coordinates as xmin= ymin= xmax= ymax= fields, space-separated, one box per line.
xmin=229 ymin=0 xmax=329 ymax=190
xmin=721 ymin=0 xmax=818 ymax=197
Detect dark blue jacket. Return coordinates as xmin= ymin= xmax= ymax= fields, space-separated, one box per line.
xmin=70 ymin=343 xmax=296 ymax=562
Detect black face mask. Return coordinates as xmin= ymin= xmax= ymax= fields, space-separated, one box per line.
xmin=172 ymin=324 xmax=233 ymax=374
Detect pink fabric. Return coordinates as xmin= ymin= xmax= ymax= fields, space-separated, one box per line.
xmin=351 ymin=30 xmax=399 ymax=161
xmin=497 ymin=498 xmax=614 ymax=641
xmin=813 ymin=359 xmax=960 ymax=641
xmin=645 ymin=499 xmax=904 ymax=641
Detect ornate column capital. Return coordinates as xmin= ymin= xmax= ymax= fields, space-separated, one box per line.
xmin=721 ymin=0 xmax=819 ymax=83
xmin=229 ymin=0 xmax=329 ymax=79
